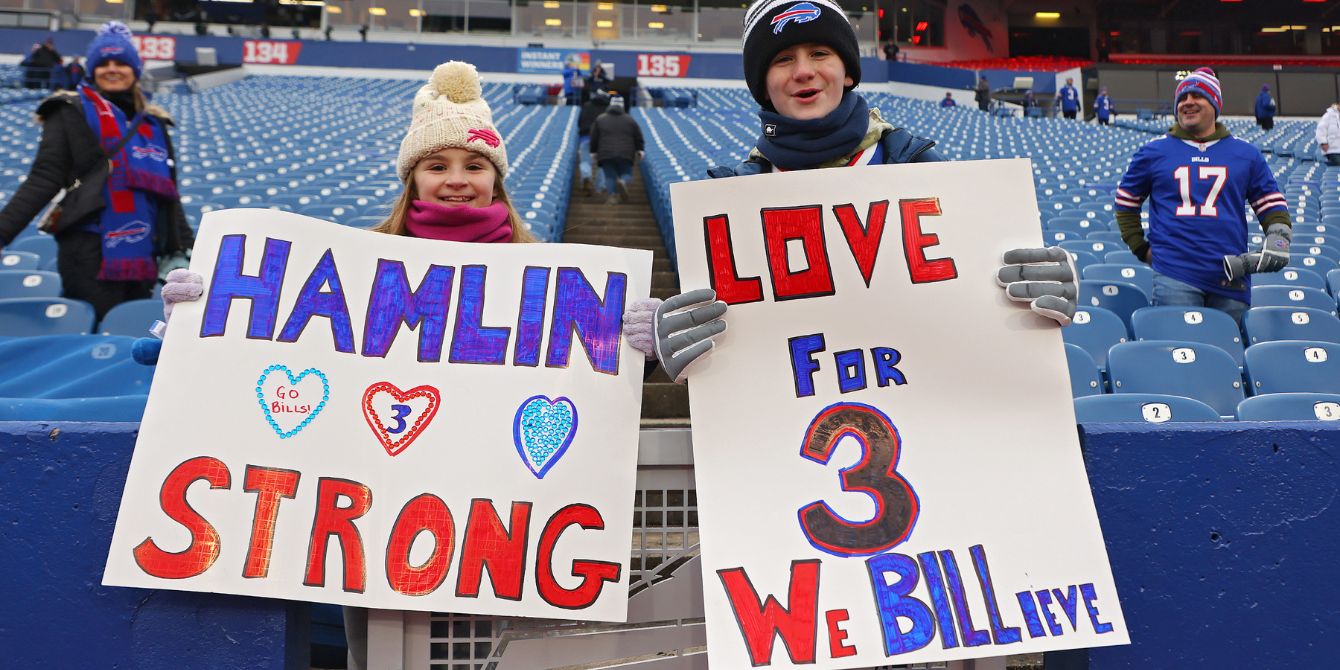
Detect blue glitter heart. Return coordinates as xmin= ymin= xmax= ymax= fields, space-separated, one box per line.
xmin=512 ymin=395 xmax=578 ymax=479
xmin=257 ymin=365 xmax=330 ymax=439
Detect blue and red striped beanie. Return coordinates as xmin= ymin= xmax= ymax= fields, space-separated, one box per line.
xmin=1175 ymin=67 xmax=1221 ymax=117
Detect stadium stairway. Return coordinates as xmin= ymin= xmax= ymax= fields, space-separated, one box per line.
xmin=561 ymin=165 xmax=689 ymax=427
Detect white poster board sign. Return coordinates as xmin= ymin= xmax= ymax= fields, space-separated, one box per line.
xmin=104 ymin=210 xmax=651 ymax=622
xmin=670 ymin=159 xmax=1128 ymax=667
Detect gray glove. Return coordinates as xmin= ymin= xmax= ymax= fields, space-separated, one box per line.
xmin=1224 ymin=223 xmax=1290 ymax=281
xmin=653 ymin=288 xmax=727 ymax=383
xmin=996 ymin=247 xmax=1078 ymax=326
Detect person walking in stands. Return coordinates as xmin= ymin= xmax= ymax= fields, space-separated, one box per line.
xmin=621 ymin=0 xmax=1077 ymax=383
xmin=1316 ymin=101 xmax=1340 ymax=167
xmin=1057 ymin=77 xmax=1079 ymax=120
xmin=1255 ymin=84 xmax=1276 ymax=131
xmin=1094 ymin=87 xmax=1113 ymax=125
xmin=975 ymin=75 xmax=991 ymax=112
xmin=940 ymin=91 xmax=956 ymax=107
xmin=1115 ymin=67 xmax=1293 ymax=323
xmin=589 ymin=95 xmax=644 ymax=205
xmin=0 ymin=22 xmax=192 ymax=320
xmin=578 ymin=89 xmax=611 ymax=195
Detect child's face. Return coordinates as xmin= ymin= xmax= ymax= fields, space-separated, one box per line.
xmin=412 ymin=149 xmax=497 ymax=209
xmin=765 ymin=42 xmax=853 ymax=121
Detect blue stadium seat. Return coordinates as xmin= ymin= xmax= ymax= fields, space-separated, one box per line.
xmin=0 ymin=395 xmax=149 ymax=421
xmin=1 ymin=250 xmax=41 ymax=271
xmin=1243 ymin=340 xmax=1340 ymax=395
xmin=1074 ymin=393 xmax=1221 ymax=423
xmin=1065 ymin=343 xmax=1103 ymax=397
xmin=1130 ymin=306 xmax=1245 ymax=367
xmin=1083 ymin=263 xmax=1153 ymax=298
xmin=1060 ymin=239 xmax=1120 ymax=258
xmin=1066 ymin=249 xmax=1102 ymax=275
xmin=1104 ymin=249 xmax=1143 ymax=266
xmin=1107 ymin=340 xmax=1245 ymax=416
xmin=7 ymin=235 xmax=56 ymax=262
xmin=1250 ymin=286 xmax=1336 ymax=314
xmin=99 ymin=299 xmax=163 ymax=336
xmin=0 ymin=270 xmax=62 ymax=299
xmin=1328 ymin=268 xmax=1340 ymax=298
xmin=1236 ymin=393 xmax=1340 ymax=421
xmin=1062 ymin=307 xmax=1127 ymax=371
xmin=1078 ymin=279 xmax=1150 ymax=337
xmin=1242 ymin=306 xmax=1340 ymax=345
xmin=0 ymin=334 xmax=153 ymax=398
xmin=1254 ymin=267 xmax=1326 ymax=291
xmin=0 ymin=298 xmax=96 ymax=336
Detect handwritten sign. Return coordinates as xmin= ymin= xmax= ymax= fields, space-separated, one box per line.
xmin=104 ymin=210 xmax=652 ymax=622
xmin=669 ymin=159 xmax=1128 ymax=667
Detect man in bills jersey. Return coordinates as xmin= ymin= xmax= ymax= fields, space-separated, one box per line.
xmin=1114 ymin=67 xmax=1291 ymax=322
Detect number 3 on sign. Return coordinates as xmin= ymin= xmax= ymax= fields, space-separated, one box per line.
xmin=798 ymin=402 xmax=919 ymax=557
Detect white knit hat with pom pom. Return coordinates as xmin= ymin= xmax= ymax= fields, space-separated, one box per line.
xmin=397 ymin=61 xmax=508 ymax=180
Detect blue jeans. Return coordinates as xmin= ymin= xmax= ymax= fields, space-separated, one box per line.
xmin=1152 ymin=272 xmax=1248 ymax=323
xmin=599 ymin=158 xmax=633 ymax=191
xmin=578 ymin=136 xmax=604 ymax=190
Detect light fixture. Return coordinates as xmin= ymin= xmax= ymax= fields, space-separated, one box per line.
xmin=596 ymin=19 xmax=613 ymax=27
xmin=598 ymin=2 xmax=614 ymax=9
xmin=326 ymin=5 xmax=342 ymax=12
xmin=648 ymin=21 xmax=665 ymax=29
xmin=409 ymin=8 xmax=424 ymax=16
xmin=543 ymin=1 xmax=560 ymax=8
xmin=545 ymin=18 xmax=562 ymax=26
xmin=650 ymin=3 xmax=668 ymax=11
xmin=1035 ymin=12 xmax=1061 ymax=19
xmin=368 ymin=7 xmax=387 ymax=15
xmin=105 ymin=0 xmax=124 ymax=4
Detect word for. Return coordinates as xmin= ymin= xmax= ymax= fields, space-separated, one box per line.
xmin=131 ymin=458 xmax=620 ymax=610
xmin=703 ymin=199 xmax=958 ymax=305
xmin=717 ymin=544 xmax=1114 ymax=665
xmin=201 ymin=235 xmax=628 ymax=375
xmin=788 ymin=334 xmax=907 ymax=398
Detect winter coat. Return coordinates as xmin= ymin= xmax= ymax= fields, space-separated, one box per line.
xmin=1316 ymin=106 xmax=1340 ymax=154
xmin=707 ymin=125 xmax=944 ymax=179
xmin=1254 ymin=91 xmax=1276 ymax=119
xmin=578 ymin=97 xmax=610 ymax=137
xmin=589 ymin=108 xmax=644 ymax=164
xmin=0 ymin=90 xmax=193 ymax=255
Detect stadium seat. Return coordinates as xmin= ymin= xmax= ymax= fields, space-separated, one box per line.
xmin=0 ymin=270 xmax=62 ymax=299
xmin=1078 ymin=279 xmax=1150 ymax=337
xmin=1 ymin=250 xmax=41 ymax=271
xmin=7 ymin=235 xmax=56 ymax=262
xmin=1253 ymin=268 xmax=1326 ymax=291
xmin=1130 ymin=306 xmax=1245 ymax=367
xmin=1328 ymin=268 xmax=1340 ymax=298
xmin=1062 ymin=307 xmax=1127 ymax=371
xmin=0 ymin=334 xmax=154 ymax=398
xmin=1250 ymin=286 xmax=1336 ymax=314
xmin=1107 ymin=340 xmax=1245 ymax=416
xmin=0 ymin=395 xmax=149 ymax=422
xmin=1104 ymin=250 xmax=1142 ymax=266
xmin=1242 ymin=306 xmax=1340 ymax=345
xmin=1066 ymin=249 xmax=1102 ymax=275
xmin=1243 ymin=340 xmax=1340 ymax=395
xmin=1083 ymin=263 xmax=1153 ymax=298
xmin=99 ymin=299 xmax=163 ymax=336
xmin=1064 ymin=343 xmax=1103 ymax=397
xmin=1236 ymin=393 xmax=1340 ymax=421
xmin=1074 ymin=393 xmax=1221 ymax=423
xmin=0 ymin=298 xmax=96 ymax=336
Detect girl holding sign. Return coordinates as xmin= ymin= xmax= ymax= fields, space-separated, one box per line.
xmin=623 ymin=0 xmax=1079 ymax=380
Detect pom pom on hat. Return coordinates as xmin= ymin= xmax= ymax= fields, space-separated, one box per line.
xmin=85 ymin=21 xmax=143 ymax=81
xmin=398 ymin=61 xmax=509 ymax=181
xmin=1174 ymin=66 xmax=1222 ymax=118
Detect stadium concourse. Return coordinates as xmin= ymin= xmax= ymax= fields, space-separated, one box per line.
xmin=2 ymin=66 xmax=1339 ymax=424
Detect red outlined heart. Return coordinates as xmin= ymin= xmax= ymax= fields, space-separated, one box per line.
xmin=361 ymin=382 xmax=441 ymax=457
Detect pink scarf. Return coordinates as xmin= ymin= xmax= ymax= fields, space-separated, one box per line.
xmin=405 ymin=200 xmax=513 ymax=243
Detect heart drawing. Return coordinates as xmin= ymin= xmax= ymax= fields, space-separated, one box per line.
xmin=512 ymin=395 xmax=579 ymax=479
xmin=362 ymin=381 xmax=442 ymax=457
xmin=256 ymin=365 xmax=330 ymax=439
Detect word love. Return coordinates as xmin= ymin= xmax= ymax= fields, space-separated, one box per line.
xmin=200 ymin=234 xmax=628 ymax=374
xmin=130 ymin=458 xmax=621 ymax=609
xmin=704 ymin=198 xmax=958 ymax=305
xmin=718 ymin=543 xmax=1116 ymax=666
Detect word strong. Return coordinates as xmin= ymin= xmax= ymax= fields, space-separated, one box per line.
xmin=703 ymin=198 xmax=958 ymax=305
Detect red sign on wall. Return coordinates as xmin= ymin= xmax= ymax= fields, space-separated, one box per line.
xmin=243 ymin=40 xmax=303 ymax=65
xmin=131 ymin=35 xmax=177 ymax=61
xmin=636 ymin=54 xmax=692 ymax=78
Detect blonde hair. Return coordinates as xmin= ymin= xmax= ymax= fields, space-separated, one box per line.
xmin=370 ymin=167 xmax=536 ymax=244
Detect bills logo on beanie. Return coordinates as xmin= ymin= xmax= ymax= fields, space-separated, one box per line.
xmin=397 ymin=61 xmax=509 ymax=180
xmin=1175 ymin=67 xmax=1222 ymax=118
xmin=742 ymin=0 xmax=861 ymax=109
xmin=85 ymin=21 xmax=143 ymax=80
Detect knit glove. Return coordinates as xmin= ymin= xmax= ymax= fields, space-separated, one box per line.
xmin=652 ymin=288 xmax=728 ymax=383
xmin=996 ymin=247 xmax=1078 ymax=326
xmin=623 ymin=298 xmax=660 ymax=360
xmin=162 ymin=268 xmax=204 ymax=322
xmin=1223 ymin=223 xmax=1290 ymax=280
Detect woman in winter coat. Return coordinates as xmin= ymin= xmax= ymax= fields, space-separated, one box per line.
xmin=622 ymin=0 xmax=1077 ymax=381
xmin=0 ymin=22 xmax=193 ymax=319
